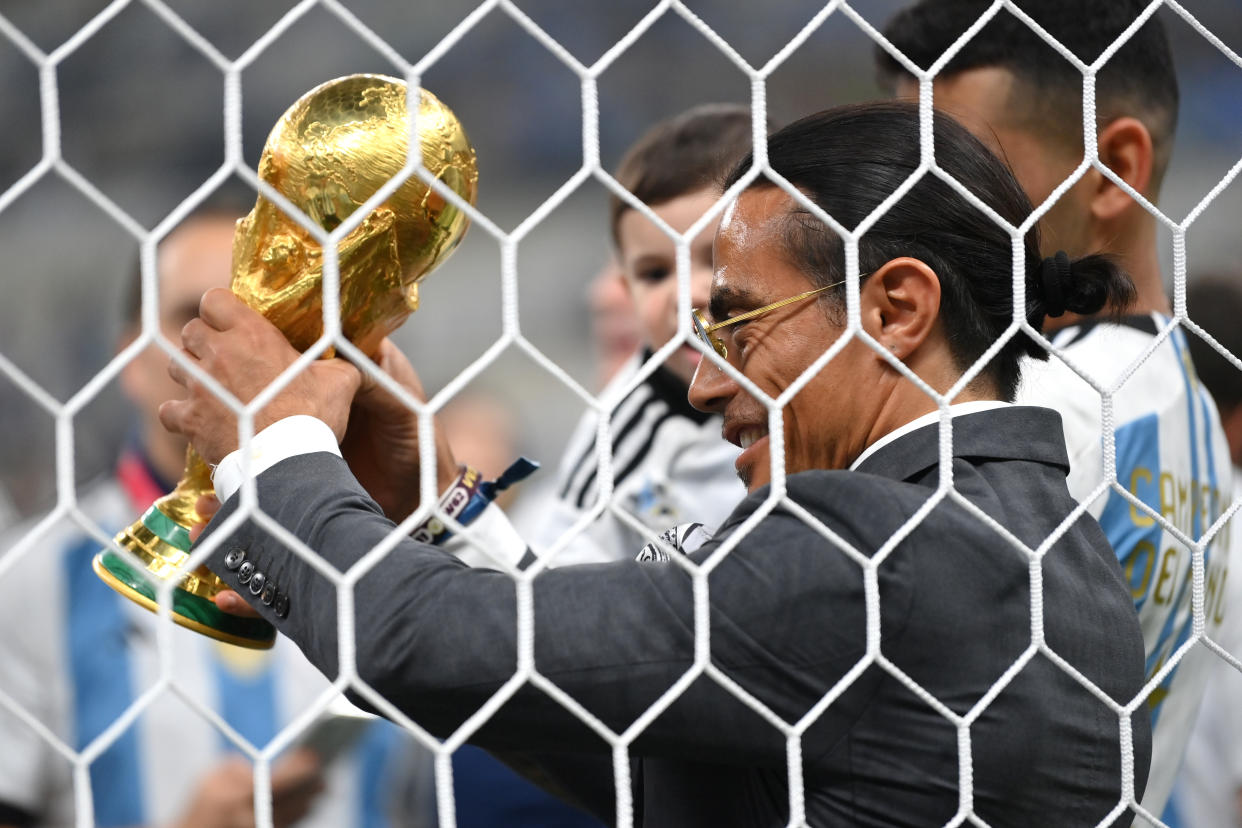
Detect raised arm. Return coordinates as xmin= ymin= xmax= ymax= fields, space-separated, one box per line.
xmin=164 ymin=289 xmax=888 ymax=773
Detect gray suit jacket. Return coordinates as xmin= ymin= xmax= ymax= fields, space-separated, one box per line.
xmin=201 ymin=406 xmax=1150 ymax=826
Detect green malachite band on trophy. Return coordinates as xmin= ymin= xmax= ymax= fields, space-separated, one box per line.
xmin=140 ymin=505 xmax=193 ymax=552
xmin=95 ymin=549 xmax=276 ymax=646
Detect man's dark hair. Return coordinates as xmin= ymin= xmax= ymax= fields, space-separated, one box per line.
xmin=1187 ymin=278 xmax=1242 ymax=415
xmin=878 ymin=0 xmax=1179 ymax=192
xmin=725 ymin=101 xmax=1135 ymax=401
xmin=609 ymin=103 xmax=757 ymax=247
xmin=121 ymin=196 xmax=250 ymax=331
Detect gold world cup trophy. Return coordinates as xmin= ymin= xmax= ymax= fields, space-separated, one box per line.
xmin=92 ymin=74 xmax=478 ymax=649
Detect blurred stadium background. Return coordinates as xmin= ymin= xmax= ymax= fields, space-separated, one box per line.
xmin=0 ymin=0 xmax=1239 ymax=523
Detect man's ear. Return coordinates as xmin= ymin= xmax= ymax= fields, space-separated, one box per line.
xmin=859 ymin=257 xmax=941 ymax=361
xmin=1092 ymin=116 xmax=1154 ymax=222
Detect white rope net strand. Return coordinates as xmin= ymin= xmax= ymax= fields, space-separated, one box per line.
xmin=0 ymin=1 xmax=1239 ymax=827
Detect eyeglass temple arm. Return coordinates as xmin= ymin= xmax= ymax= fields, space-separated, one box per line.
xmin=703 ymin=282 xmax=840 ymax=334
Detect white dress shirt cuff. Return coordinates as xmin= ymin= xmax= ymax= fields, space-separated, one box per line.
xmin=212 ymin=415 xmax=340 ymax=503
xmin=212 ymin=417 xmax=530 ymax=571
xmin=444 ymin=502 xmax=530 ymax=571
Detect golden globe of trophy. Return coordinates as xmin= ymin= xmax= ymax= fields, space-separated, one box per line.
xmin=92 ymin=74 xmax=478 ymax=649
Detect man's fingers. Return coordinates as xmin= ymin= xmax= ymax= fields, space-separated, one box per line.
xmin=214 ymin=589 xmax=262 ymax=618
xmin=198 ymin=287 xmax=247 ymax=331
xmin=180 ymin=317 xmax=213 ymax=358
xmin=376 ymin=338 xmax=427 ymax=397
xmin=352 ymin=342 xmax=391 ymax=398
xmin=271 ymin=750 xmax=325 ymax=828
xmin=188 ymin=493 xmax=221 ymax=542
xmin=320 ymin=357 xmax=363 ymax=399
xmin=272 ymin=747 xmax=323 ymax=790
xmin=158 ymin=399 xmax=189 ymax=436
xmin=355 ymin=339 xmax=426 ymax=407
xmin=167 ymin=349 xmax=195 ymax=389
xmin=271 ymin=748 xmax=325 ymax=821
xmin=196 ymin=493 xmax=221 ymax=521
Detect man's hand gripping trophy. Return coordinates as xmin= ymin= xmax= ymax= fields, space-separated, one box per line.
xmin=93 ymin=74 xmax=478 ymax=648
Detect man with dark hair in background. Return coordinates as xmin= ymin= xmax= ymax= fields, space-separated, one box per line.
xmin=1170 ymin=276 xmax=1242 ymax=828
xmin=879 ymin=1 xmax=1234 ymax=818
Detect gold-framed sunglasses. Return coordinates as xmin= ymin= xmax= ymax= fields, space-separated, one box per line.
xmin=691 ymin=279 xmax=846 ymax=359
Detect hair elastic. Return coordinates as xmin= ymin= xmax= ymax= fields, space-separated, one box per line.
xmin=1039 ymin=250 xmax=1070 ymax=317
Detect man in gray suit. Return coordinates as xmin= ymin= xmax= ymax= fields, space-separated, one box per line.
xmin=162 ymin=103 xmax=1149 ymax=826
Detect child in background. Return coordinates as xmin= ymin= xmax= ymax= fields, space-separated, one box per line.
xmin=529 ymin=103 xmax=760 ymax=565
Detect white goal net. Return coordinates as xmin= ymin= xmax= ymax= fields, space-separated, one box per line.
xmin=0 ymin=1 xmax=1240 ymax=827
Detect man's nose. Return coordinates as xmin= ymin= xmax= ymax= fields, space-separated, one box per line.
xmin=687 ymin=350 xmax=735 ymax=414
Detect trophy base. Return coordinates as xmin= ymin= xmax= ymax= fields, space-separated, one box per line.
xmin=93 ymin=549 xmax=277 ymax=650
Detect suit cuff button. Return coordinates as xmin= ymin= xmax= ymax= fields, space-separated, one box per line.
xmin=237 ymin=561 xmax=254 ymax=584
xmin=273 ymin=592 xmax=290 ymax=619
xmin=224 ymin=548 xmax=246 ymax=570
xmin=248 ymin=571 xmax=266 ymax=596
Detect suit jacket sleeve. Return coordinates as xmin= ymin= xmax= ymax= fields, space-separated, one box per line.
xmin=199 ymin=452 xmax=909 ymax=767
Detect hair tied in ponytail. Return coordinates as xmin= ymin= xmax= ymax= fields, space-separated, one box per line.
xmin=1040 ymin=250 xmax=1070 ymax=317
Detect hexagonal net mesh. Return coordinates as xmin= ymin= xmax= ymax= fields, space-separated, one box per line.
xmin=0 ymin=1 xmax=1240 ymax=827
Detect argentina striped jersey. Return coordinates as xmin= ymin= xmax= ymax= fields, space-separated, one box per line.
xmin=1017 ymin=313 xmax=1234 ymax=817
xmin=0 ymin=464 xmax=426 ymax=828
